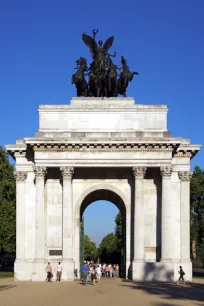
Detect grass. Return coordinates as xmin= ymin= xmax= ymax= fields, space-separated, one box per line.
xmin=0 ymin=285 xmax=9 ymax=289
xmin=0 ymin=272 xmax=14 ymax=278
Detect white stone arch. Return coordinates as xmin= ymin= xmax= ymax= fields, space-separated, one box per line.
xmin=74 ymin=183 xmax=131 ymax=278
xmin=75 ymin=183 xmax=130 ymax=218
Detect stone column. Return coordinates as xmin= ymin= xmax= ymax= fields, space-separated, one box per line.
xmin=60 ymin=167 xmax=74 ymax=280
xmin=14 ymin=171 xmax=27 ymax=262
xmin=160 ymin=166 xmax=173 ymax=261
xmin=178 ymin=171 xmax=192 ymax=262
xmin=132 ymin=166 xmax=146 ymax=262
xmin=33 ymin=166 xmax=46 ymax=262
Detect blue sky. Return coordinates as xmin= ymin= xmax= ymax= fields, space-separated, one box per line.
xmin=0 ymin=0 xmax=203 ymax=245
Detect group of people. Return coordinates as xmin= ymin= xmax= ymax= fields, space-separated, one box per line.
xmin=45 ymin=262 xmax=186 ymax=285
xmin=80 ymin=263 xmax=120 ymax=285
xmin=45 ymin=262 xmax=62 ymax=283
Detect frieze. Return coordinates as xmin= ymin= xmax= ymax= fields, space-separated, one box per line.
xmin=30 ymin=143 xmax=177 ymax=152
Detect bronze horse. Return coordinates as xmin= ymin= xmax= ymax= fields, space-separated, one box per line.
xmin=117 ymin=56 xmax=139 ymax=97
xmin=72 ymin=57 xmax=88 ymax=97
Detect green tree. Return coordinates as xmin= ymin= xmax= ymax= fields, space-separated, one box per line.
xmin=115 ymin=212 xmax=123 ymax=251
xmin=99 ymin=233 xmax=117 ymax=255
xmin=84 ymin=235 xmax=98 ymax=262
xmin=99 ymin=232 xmax=120 ymax=263
xmin=0 ymin=147 xmax=16 ymax=253
xmin=190 ymin=166 xmax=204 ymax=266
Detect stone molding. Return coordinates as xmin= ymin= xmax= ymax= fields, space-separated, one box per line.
xmin=60 ymin=166 xmax=74 ymax=179
xmin=14 ymin=171 xmax=27 ymax=182
xmin=160 ymin=166 xmax=173 ymax=177
xmin=33 ymin=166 xmax=47 ymax=178
xmin=178 ymin=171 xmax=193 ymax=182
xmin=133 ymin=166 xmax=147 ymax=178
xmin=174 ymin=152 xmax=192 ymax=158
xmin=30 ymin=143 xmax=176 ymax=153
xmin=14 ymin=151 xmax=26 ymax=158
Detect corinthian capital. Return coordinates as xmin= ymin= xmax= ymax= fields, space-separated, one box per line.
xmin=33 ymin=166 xmax=47 ymax=178
xmin=160 ymin=166 xmax=173 ymax=177
xmin=178 ymin=171 xmax=193 ymax=182
xmin=60 ymin=167 xmax=74 ymax=179
xmin=133 ymin=166 xmax=147 ymax=178
xmin=14 ymin=171 xmax=27 ymax=182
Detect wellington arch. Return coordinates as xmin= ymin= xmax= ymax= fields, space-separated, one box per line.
xmin=6 ymin=97 xmax=201 ymax=282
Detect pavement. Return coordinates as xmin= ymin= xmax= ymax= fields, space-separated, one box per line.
xmin=0 ymin=277 xmax=204 ymax=306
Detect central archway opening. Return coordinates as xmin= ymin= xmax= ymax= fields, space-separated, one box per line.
xmin=79 ymin=189 xmax=126 ymax=277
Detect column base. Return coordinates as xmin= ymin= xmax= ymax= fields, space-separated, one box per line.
xmin=14 ymin=260 xmax=33 ymax=281
xmin=131 ymin=261 xmax=192 ymax=282
xmin=14 ymin=259 xmax=75 ymax=281
xmin=62 ymin=259 xmax=75 ymax=281
xmin=32 ymin=261 xmax=47 ymax=281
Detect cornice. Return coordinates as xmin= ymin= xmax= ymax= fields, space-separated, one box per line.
xmin=29 ymin=143 xmax=177 ymax=152
xmin=174 ymin=152 xmax=192 ymax=158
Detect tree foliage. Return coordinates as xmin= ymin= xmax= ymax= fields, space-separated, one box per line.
xmin=0 ymin=147 xmax=16 ymax=253
xmin=190 ymin=166 xmax=204 ymax=265
xmin=99 ymin=233 xmax=117 ymax=255
xmin=98 ymin=232 xmax=119 ymax=263
xmin=115 ymin=212 xmax=123 ymax=250
xmin=99 ymin=212 xmax=124 ymax=263
xmin=84 ymin=235 xmax=98 ymax=262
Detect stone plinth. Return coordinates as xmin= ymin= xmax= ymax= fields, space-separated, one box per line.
xmin=38 ymin=98 xmax=168 ymax=134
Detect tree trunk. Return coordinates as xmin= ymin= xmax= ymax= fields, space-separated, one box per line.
xmin=192 ymin=240 xmax=197 ymax=259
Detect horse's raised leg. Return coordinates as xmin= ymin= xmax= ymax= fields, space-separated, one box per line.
xmin=77 ymin=89 xmax=81 ymax=97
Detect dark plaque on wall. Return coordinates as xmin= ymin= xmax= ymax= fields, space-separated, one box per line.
xmin=49 ymin=250 xmax=62 ymax=256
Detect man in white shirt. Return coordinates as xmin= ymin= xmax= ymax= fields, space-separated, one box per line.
xmin=56 ymin=262 xmax=62 ymax=282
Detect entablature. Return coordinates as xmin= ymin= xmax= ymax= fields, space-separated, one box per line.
xmin=5 ymin=138 xmax=201 ymax=161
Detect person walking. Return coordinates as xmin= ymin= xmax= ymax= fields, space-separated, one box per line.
xmin=116 ymin=264 xmax=119 ymax=278
xmin=177 ymin=266 xmax=185 ymax=285
xmin=110 ymin=265 xmax=113 ymax=278
xmin=105 ymin=265 xmax=110 ymax=278
xmin=102 ymin=264 xmax=106 ymax=277
xmin=81 ymin=263 xmax=89 ymax=285
xmin=113 ymin=264 xmax=116 ymax=278
xmin=45 ymin=262 xmax=52 ymax=283
xmin=91 ymin=266 xmax=97 ymax=285
xmin=56 ymin=262 xmax=62 ymax=282
xmin=96 ymin=265 xmax=102 ymax=281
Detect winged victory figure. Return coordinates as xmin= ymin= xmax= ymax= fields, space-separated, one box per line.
xmin=82 ymin=29 xmax=115 ymax=74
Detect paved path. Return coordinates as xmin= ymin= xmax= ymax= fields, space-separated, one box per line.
xmin=0 ymin=278 xmax=204 ymax=306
